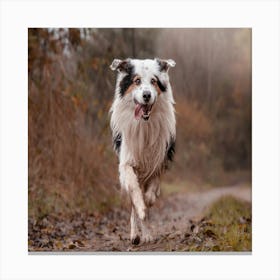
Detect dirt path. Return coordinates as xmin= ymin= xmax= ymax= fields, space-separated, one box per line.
xmin=28 ymin=185 xmax=251 ymax=252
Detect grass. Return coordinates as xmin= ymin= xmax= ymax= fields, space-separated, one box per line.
xmin=208 ymin=196 xmax=251 ymax=251
xmin=28 ymin=184 xmax=122 ymax=220
xmin=186 ymin=196 xmax=251 ymax=252
xmin=161 ymin=180 xmax=212 ymax=196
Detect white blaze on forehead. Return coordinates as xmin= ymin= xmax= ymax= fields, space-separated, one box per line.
xmin=131 ymin=59 xmax=160 ymax=79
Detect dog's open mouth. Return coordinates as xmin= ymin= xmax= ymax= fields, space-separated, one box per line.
xmin=134 ymin=102 xmax=153 ymax=121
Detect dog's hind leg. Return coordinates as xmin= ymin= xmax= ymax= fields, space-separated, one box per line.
xmin=139 ymin=217 xmax=153 ymax=243
xmin=137 ymin=177 xmax=161 ymax=243
xmin=144 ymin=177 xmax=160 ymax=207
xmin=119 ymin=164 xmax=146 ymax=220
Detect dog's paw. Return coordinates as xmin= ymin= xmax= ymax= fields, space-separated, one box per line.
xmin=131 ymin=235 xmax=140 ymax=245
xmin=141 ymin=232 xmax=153 ymax=243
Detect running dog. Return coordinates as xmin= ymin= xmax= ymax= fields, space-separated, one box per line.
xmin=110 ymin=58 xmax=176 ymax=245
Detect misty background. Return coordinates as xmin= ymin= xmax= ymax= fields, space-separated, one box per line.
xmin=28 ymin=28 xmax=251 ymax=218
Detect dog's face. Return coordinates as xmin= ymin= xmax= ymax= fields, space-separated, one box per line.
xmin=110 ymin=58 xmax=175 ymax=121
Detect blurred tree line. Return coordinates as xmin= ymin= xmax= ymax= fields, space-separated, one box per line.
xmin=156 ymin=29 xmax=251 ymax=178
xmin=28 ymin=28 xmax=251 ymax=218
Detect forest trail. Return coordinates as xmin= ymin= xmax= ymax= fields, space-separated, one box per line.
xmin=28 ymin=184 xmax=251 ymax=252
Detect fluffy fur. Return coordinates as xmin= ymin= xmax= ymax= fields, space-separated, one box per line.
xmin=110 ymin=58 xmax=176 ymax=244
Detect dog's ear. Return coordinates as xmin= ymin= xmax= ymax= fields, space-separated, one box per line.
xmin=110 ymin=59 xmax=131 ymax=72
xmin=155 ymin=58 xmax=176 ymax=72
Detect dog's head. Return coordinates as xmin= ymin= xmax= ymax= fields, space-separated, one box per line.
xmin=110 ymin=58 xmax=175 ymax=121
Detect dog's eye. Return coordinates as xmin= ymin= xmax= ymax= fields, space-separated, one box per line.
xmin=135 ymin=78 xmax=141 ymax=85
xmin=151 ymin=78 xmax=156 ymax=85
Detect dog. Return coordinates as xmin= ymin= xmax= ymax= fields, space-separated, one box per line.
xmin=110 ymin=58 xmax=176 ymax=245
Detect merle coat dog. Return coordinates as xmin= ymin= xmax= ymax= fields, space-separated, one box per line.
xmin=110 ymin=58 xmax=176 ymax=244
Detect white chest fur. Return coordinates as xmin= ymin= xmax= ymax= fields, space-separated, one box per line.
xmin=112 ymin=96 xmax=176 ymax=183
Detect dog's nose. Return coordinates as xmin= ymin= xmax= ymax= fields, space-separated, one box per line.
xmin=143 ymin=91 xmax=151 ymax=103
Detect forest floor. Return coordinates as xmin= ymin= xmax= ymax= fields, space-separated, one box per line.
xmin=28 ymin=183 xmax=251 ymax=253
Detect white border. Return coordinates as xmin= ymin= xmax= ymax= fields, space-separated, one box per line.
xmin=1 ymin=0 xmax=279 ymax=279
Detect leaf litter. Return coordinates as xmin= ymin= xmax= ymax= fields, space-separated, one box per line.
xmin=28 ymin=186 xmax=251 ymax=252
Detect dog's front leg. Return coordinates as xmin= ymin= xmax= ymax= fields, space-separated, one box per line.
xmin=131 ymin=203 xmax=153 ymax=244
xmin=130 ymin=206 xmax=140 ymax=245
xmin=119 ymin=164 xmax=146 ymax=220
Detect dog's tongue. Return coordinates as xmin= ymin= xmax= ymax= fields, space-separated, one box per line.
xmin=135 ymin=104 xmax=144 ymax=120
